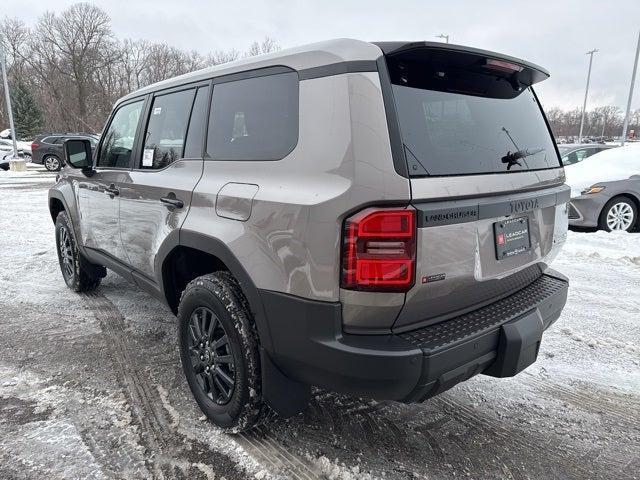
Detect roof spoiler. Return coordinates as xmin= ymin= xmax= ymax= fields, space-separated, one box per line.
xmin=374 ymin=41 xmax=550 ymax=86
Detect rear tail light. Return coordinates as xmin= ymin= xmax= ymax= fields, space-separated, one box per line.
xmin=31 ymin=142 xmax=40 ymax=150
xmin=341 ymin=207 xmax=416 ymax=292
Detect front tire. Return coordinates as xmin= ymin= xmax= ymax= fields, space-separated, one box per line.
xmin=55 ymin=211 xmax=105 ymax=292
xmin=178 ymin=272 xmax=268 ymax=432
xmin=44 ymin=155 xmax=61 ymax=171
xmin=599 ymin=197 xmax=637 ymax=232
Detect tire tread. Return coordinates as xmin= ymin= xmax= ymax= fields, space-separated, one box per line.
xmin=178 ymin=271 xmax=270 ymax=433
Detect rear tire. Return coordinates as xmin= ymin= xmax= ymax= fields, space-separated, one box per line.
xmin=598 ymin=196 xmax=637 ymax=232
xmin=55 ymin=211 xmax=105 ymax=292
xmin=44 ymin=155 xmax=61 ymax=171
xmin=178 ymin=272 xmax=269 ymax=433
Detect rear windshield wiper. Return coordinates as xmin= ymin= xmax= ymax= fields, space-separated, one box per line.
xmin=500 ymin=126 xmax=544 ymax=170
xmin=501 ymin=148 xmax=545 ymax=170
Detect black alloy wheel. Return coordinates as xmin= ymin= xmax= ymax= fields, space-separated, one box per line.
xmin=188 ymin=306 xmax=236 ymax=405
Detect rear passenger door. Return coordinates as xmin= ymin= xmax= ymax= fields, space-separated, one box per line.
xmin=49 ymin=136 xmax=65 ymax=159
xmin=119 ymin=83 xmax=210 ymax=283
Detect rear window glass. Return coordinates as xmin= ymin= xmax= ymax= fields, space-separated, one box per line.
xmin=207 ymin=72 xmax=298 ymax=161
xmin=142 ymin=88 xmax=195 ymax=169
xmin=388 ymin=50 xmax=560 ymax=176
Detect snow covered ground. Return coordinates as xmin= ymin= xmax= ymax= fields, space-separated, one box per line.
xmin=0 ymin=166 xmax=638 ymax=479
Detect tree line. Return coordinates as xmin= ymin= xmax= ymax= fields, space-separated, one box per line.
xmin=0 ymin=2 xmax=278 ymax=139
xmin=545 ymin=105 xmax=640 ymax=139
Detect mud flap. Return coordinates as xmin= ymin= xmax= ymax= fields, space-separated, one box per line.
xmin=484 ymin=310 xmax=543 ymax=378
xmin=260 ymin=348 xmax=311 ymax=418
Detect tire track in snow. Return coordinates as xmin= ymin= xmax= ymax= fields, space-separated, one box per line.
xmin=432 ymin=393 xmax=613 ymax=479
xmin=82 ymin=291 xmax=245 ymax=480
xmin=237 ymin=425 xmax=324 ymax=480
xmin=524 ymin=371 xmax=640 ymax=425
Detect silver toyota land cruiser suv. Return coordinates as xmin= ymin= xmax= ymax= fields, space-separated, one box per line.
xmin=50 ymin=39 xmax=569 ymax=432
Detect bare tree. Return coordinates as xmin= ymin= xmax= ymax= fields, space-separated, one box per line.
xmin=205 ymin=49 xmax=240 ymax=66
xmin=1 ymin=4 xmax=281 ymax=135
xmin=246 ymin=37 xmax=280 ymax=57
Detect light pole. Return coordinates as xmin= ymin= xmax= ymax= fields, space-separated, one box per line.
xmin=0 ymin=39 xmax=23 ymax=171
xmin=436 ymin=34 xmax=449 ymax=44
xmin=578 ymin=49 xmax=598 ymax=144
xmin=621 ymin=31 xmax=640 ymax=146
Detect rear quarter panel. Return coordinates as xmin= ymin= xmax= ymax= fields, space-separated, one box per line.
xmin=184 ymin=72 xmax=410 ymax=302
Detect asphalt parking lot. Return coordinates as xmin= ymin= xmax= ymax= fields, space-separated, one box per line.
xmin=1 ymin=166 xmax=639 ymax=480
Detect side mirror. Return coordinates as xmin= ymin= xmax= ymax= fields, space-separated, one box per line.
xmin=63 ymin=139 xmax=94 ymax=172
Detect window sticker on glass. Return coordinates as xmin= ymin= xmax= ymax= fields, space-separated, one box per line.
xmin=142 ymin=148 xmax=155 ymax=167
xmin=153 ymin=107 xmax=162 ymax=115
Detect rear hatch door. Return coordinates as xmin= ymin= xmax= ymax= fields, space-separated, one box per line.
xmin=378 ymin=44 xmax=569 ymax=331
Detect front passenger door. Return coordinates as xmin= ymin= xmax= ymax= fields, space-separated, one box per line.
xmin=76 ymin=100 xmax=145 ymax=262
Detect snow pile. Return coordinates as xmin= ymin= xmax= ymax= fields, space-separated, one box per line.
xmin=565 ymin=143 xmax=640 ymax=197
xmin=547 ymin=229 xmax=640 ymax=391
xmin=557 ymin=230 xmax=640 ymax=265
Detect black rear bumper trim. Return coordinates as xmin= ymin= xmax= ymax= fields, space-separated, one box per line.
xmin=398 ymin=274 xmax=566 ymax=353
xmin=259 ymin=270 xmax=568 ymax=403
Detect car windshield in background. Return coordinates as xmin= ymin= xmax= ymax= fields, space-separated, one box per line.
xmin=387 ymin=49 xmax=561 ymax=177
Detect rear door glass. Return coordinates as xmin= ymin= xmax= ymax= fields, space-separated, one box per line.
xmin=393 ymin=87 xmax=559 ymax=176
xmin=388 ymin=50 xmax=560 ymax=177
xmin=142 ymin=88 xmax=195 ymax=169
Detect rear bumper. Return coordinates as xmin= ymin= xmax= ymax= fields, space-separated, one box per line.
xmin=30 ymin=152 xmax=44 ymax=164
xmin=260 ymin=268 xmax=568 ymax=402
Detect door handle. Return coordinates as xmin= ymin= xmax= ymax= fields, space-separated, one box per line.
xmin=160 ymin=196 xmax=184 ymax=209
xmin=105 ymin=184 xmax=119 ymax=196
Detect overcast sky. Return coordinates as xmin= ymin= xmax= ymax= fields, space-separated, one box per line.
xmin=6 ymin=0 xmax=640 ymax=111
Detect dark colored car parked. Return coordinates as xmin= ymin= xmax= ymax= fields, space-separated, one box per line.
xmin=32 ymin=133 xmax=99 ymax=171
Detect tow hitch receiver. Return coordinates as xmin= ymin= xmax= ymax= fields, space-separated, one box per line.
xmin=485 ymin=310 xmax=543 ymax=378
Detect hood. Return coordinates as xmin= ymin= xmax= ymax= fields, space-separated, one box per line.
xmin=565 ymin=143 xmax=640 ymax=197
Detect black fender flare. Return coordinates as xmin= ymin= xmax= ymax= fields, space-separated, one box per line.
xmin=157 ymin=229 xmax=275 ymax=355
xmin=48 ymin=190 xmax=88 ymax=256
xmin=48 ymin=190 xmax=70 ymax=223
xmin=156 ymin=229 xmax=310 ymax=416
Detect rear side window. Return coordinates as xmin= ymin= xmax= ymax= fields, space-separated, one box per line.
xmin=142 ymin=88 xmax=195 ymax=169
xmin=387 ymin=49 xmax=560 ymax=176
xmin=206 ymin=72 xmax=298 ymax=160
xmin=98 ymin=100 xmax=144 ymax=168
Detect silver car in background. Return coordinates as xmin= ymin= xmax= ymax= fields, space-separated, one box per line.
xmin=567 ymin=144 xmax=640 ymax=231
xmin=558 ymin=143 xmax=615 ymax=166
